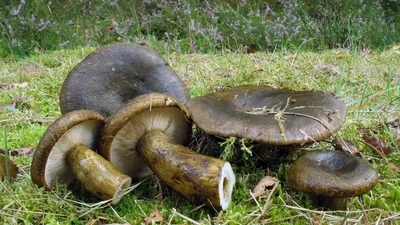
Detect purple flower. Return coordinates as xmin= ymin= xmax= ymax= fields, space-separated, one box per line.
xmin=12 ymin=4 xmax=22 ymax=15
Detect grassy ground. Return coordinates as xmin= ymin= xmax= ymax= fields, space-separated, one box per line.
xmin=0 ymin=46 xmax=400 ymax=224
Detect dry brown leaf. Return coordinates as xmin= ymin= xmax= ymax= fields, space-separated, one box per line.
xmin=312 ymin=217 xmax=321 ymax=225
xmin=333 ymin=139 xmax=361 ymax=156
xmin=0 ymin=147 xmax=34 ymax=156
xmin=144 ymin=208 xmax=163 ymax=224
xmin=389 ymin=162 xmax=400 ymax=173
xmin=246 ymin=46 xmax=255 ymax=54
xmin=362 ymin=133 xmax=395 ymax=155
xmin=0 ymin=155 xmax=19 ymax=181
xmin=252 ymin=175 xmax=279 ymax=198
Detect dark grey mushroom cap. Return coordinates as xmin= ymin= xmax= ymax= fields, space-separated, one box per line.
xmin=288 ymin=150 xmax=379 ymax=197
xmin=188 ymin=85 xmax=346 ymax=145
xmin=60 ymin=43 xmax=189 ymax=117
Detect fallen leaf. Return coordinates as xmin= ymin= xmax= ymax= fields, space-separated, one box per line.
xmin=312 ymin=217 xmax=321 ymax=225
xmin=246 ymin=45 xmax=256 ymax=54
xmin=144 ymin=208 xmax=163 ymax=224
xmin=389 ymin=162 xmax=400 ymax=173
xmin=362 ymin=133 xmax=395 ymax=155
xmin=252 ymin=175 xmax=279 ymax=198
xmin=333 ymin=139 xmax=361 ymax=156
xmin=0 ymin=148 xmax=34 ymax=156
xmin=0 ymin=155 xmax=19 ymax=181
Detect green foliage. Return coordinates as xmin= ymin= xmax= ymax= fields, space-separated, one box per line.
xmin=0 ymin=47 xmax=400 ymax=223
xmin=1 ymin=0 xmax=399 ymax=58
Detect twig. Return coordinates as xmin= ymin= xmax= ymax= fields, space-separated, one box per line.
xmin=108 ymin=203 xmax=130 ymax=224
xmin=0 ymin=211 xmax=29 ymax=223
xmin=172 ymin=209 xmax=201 ymax=225
xmin=252 ymin=180 xmax=280 ymax=223
xmin=0 ymin=180 xmax=24 ymax=208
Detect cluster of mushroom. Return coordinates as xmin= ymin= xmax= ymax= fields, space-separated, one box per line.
xmin=31 ymin=43 xmax=379 ymax=211
xmin=31 ymin=44 xmax=235 ymax=209
xmin=186 ymin=75 xmax=378 ymax=210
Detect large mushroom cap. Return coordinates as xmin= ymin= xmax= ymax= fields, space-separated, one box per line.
xmin=288 ymin=150 xmax=379 ymax=198
xmin=60 ymin=43 xmax=189 ymax=117
xmin=188 ymin=85 xmax=346 ymax=145
xmin=31 ymin=110 xmax=104 ymax=190
xmin=99 ymin=93 xmax=192 ymax=178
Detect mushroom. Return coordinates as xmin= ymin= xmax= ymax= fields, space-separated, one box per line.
xmin=188 ymin=85 xmax=346 ymax=147
xmin=288 ymin=150 xmax=379 ymax=210
xmin=31 ymin=110 xmax=131 ymax=204
xmin=99 ymin=93 xmax=236 ymax=210
xmin=60 ymin=43 xmax=189 ymax=118
xmin=0 ymin=155 xmax=19 ymax=181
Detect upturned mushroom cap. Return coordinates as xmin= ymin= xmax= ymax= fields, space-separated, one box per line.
xmin=99 ymin=93 xmax=192 ymax=178
xmin=188 ymin=85 xmax=346 ymax=145
xmin=288 ymin=150 xmax=379 ymax=198
xmin=60 ymin=43 xmax=189 ymax=117
xmin=31 ymin=110 xmax=105 ymax=190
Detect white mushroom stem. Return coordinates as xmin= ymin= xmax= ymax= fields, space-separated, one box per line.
xmin=137 ymin=129 xmax=236 ymax=210
xmin=67 ymin=146 xmax=132 ymax=204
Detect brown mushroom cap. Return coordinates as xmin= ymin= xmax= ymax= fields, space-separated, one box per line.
xmin=288 ymin=150 xmax=379 ymax=198
xmin=99 ymin=93 xmax=192 ymax=178
xmin=31 ymin=110 xmax=105 ymax=190
xmin=60 ymin=43 xmax=189 ymax=118
xmin=188 ymin=85 xmax=346 ymax=145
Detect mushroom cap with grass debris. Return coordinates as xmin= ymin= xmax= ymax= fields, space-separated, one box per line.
xmin=288 ymin=150 xmax=379 ymax=209
xmin=188 ymin=85 xmax=346 ymax=145
xmin=99 ymin=93 xmax=236 ymax=210
xmin=60 ymin=43 xmax=189 ymax=118
xmin=31 ymin=110 xmax=131 ymax=204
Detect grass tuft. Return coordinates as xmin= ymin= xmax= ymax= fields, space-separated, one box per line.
xmin=0 ymin=46 xmax=399 ymax=223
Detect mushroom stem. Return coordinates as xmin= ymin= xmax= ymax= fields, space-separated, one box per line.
xmin=315 ymin=196 xmax=347 ymax=210
xmin=66 ymin=145 xmax=132 ymax=204
xmin=137 ymin=130 xmax=235 ymax=210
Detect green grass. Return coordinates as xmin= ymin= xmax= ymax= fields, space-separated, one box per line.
xmin=1 ymin=46 xmax=400 ymax=224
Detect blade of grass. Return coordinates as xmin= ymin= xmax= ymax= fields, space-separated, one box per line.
xmin=4 ymin=128 xmax=10 ymax=182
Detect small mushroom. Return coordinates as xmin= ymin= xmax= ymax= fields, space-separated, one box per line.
xmin=60 ymin=43 xmax=189 ymax=118
xmin=288 ymin=150 xmax=379 ymax=210
xmin=0 ymin=155 xmax=19 ymax=181
xmin=31 ymin=110 xmax=131 ymax=204
xmin=99 ymin=93 xmax=235 ymax=210
xmin=188 ymin=85 xmax=346 ymax=146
